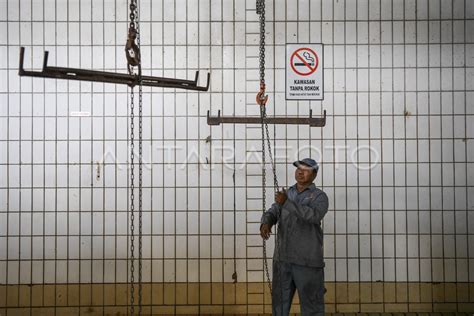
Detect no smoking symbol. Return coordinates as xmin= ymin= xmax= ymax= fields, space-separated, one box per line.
xmin=290 ymin=47 xmax=319 ymax=76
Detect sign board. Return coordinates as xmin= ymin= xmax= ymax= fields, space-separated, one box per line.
xmin=286 ymin=44 xmax=324 ymax=100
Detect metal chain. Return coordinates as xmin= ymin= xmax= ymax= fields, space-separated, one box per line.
xmin=265 ymin=112 xmax=278 ymax=189
xmin=257 ymin=0 xmax=266 ymax=84
xmin=256 ymin=0 xmax=280 ymax=299
xmin=256 ymin=0 xmax=271 ymax=295
xmin=128 ymin=0 xmax=142 ymax=315
xmin=129 ymin=85 xmax=136 ymax=316
xmin=261 ymin=103 xmax=281 ymax=298
xmin=260 ymin=106 xmax=273 ymax=296
xmin=129 ymin=1 xmax=137 ymax=30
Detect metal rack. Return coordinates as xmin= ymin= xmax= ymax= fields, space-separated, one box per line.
xmin=207 ymin=109 xmax=326 ymax=127
xmin=18 ymin=47 xmax=210 ymax=91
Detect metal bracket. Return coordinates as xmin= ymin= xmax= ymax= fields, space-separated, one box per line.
xmin=18 ymin=47 xmax=210 ymax=91
xmin=207 ymin=109 xmax=326 ymax=127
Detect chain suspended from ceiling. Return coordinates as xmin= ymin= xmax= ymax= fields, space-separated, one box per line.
xmin=126 ymin=0 xmax=143 ymax=315
xmin=256 ymin=0 xmax=280 ymax=296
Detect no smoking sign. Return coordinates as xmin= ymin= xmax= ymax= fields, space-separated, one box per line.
xmin=286 ymin=44 xmax=324 ymax=100
xmin=290 ymin=47 xmax=319 ymax=76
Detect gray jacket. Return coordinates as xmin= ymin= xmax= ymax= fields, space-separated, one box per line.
xmin=261 ymin=183 xmax=329 ymax=268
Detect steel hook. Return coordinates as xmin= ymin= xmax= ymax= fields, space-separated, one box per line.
xmin=125 ymin=27 xmax=140 ymax=73
xmin=256 ymin=82 xmax=268 ymax=106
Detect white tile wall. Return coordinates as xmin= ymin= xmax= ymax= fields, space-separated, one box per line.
xmin=0 ymin=0 xmax=472 ymax=285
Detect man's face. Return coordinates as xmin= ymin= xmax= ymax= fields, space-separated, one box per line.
xmin=294 ymin=164 xmax=316 ymax=185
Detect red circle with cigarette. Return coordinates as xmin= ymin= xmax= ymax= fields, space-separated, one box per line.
xmin=290 ymin=47 xmax=319 ymax=76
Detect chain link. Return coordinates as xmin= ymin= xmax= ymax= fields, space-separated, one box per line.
xmin=129 ymin=1 xmax=138 ymax=33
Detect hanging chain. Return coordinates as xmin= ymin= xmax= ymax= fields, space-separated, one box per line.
xmin=260 ymin=106 xmax=273 ymax=296
xmin=256 ymin=0 xmax=280 ymax=297
xmin=129 ymin=81 xmax=136 ymax=316
xmin=257 ymin=0 xmax=266 ymax=85
xmin=126 ymin=0 xmax=140 ymax=76
xmin=127 ymin=0 xmax=143 ymax=315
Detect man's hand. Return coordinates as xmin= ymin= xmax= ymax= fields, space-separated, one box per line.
xmin=260 ymin=223 xmax=272 ymax=240
xmin=275 ymin=188 xmax=287 ymax=205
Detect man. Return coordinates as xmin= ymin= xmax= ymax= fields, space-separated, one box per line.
xmin=260 ymin=158 xmax=328 ymax=316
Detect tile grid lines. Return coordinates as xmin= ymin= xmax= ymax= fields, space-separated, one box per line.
xmin=328 ymin=1 xmax=336 ymax=302
xmin=401 ymin=0 xmax=406 ymax=303
xmin=451 ymin=0 xmax=458 ymax=306
xmin=54 ymin=0 xmax=58 ymax=309
xmin=463 ymin=0 xmax=470 ymax=303
xmin=143 ymin=0 xmax=150 ymax=308
xmin=393 ymin=0 xmax=398 ymax=292
xmin=444 ymin=0 xmax=460 ymax=301
xmin=78 ymin=0 xmax=84 ymax=308
xmin=415 ymin=0 xmax=422 ymax=305
xmin=11 ymin=3 xmax=16 ymax=308
xmin=244 ymin=0 xmax=249 ymax=313
xmin=344 ymin=1 xmax=356 ymax=310
xmin=428 ymin=0 xmax=434 ymax=308
xmin=173 ymin=0 xmax=177 ymax=312
xmin=2 ymin=164 xmax=474 ymax=171
xmin=370 ymin=0 xmax=378 ymax=305
xmin=1 ymin=233 xmax=471 ymax=240
xmin=356 ymin=0 xmax=362 ymax=310
xmin=436 ymin=1 xmax=446 ymax=307
xmin=106 ymin=0 xmax=113 ymax=308
xmin=232 ymin=0 xmax=237 ymax=305
xmin=219 ymin=0 xmax=224 ymax=306
xmin=65 ymin=0 xmax=70 ymax=305
xmin=40 ymin=0 xmax=46 ymax=308
xmin=344 ymin=0 xmax=350 ymax=302
xmin=186 ymin=0 xmax=190 ymax=309
xmin=0 ymin=2 xmax=470 ymax=312
xmin=404 ymin=0 xmax=410 ymax=303
xmin=163 ymin=0 xmax=168 ymax=308
xmin=27 ymin=0 xmax=34 ymax=311
xmin=329 ymin=0 xmax=336 ymax=299
xmin=245 ymin=1 xmax=262 ymax=306
xmin=3 ymin=18 xmax=474 ymax=22
xmin=217 ymin=0 xmax=224 ymax=309
xmin=114 ymin=0 xmax=121 ymax=306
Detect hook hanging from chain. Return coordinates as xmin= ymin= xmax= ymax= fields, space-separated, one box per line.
xmin=126 ymin=26 xmax=140 ymax=75
xmin=256 ymin=82 xmax=268 ymax=106
xmin=256 ymin=0 xmax=268 ymax=108
xmin=126 ymin=0 xmax=141 ymax=75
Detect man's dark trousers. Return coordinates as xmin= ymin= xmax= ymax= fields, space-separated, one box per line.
xmin=272 ymin=261 xmax=325 ymax=316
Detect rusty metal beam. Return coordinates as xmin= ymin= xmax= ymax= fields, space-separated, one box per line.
xmin=18 ymin=47 xmax=210 ymax=91
xmin=207 ymin=109 xmax=326 ymax=127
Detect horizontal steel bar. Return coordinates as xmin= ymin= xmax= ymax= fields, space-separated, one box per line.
xmin=207 ymin=109 xmax=326 ymax=127
xmin=18 ymin=47 xmax=210 ymax=91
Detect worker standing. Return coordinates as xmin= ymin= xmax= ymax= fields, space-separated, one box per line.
xmin=260 ymin=158 xmax=329 ymax=316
